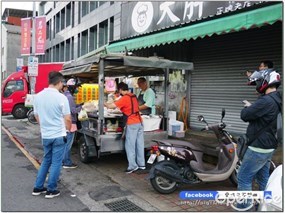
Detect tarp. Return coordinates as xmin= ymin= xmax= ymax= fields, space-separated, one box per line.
xmin=107 ymin=3 xmax=282 ymax=52
xmin=61 ymin=53 xmax=194 ymax=78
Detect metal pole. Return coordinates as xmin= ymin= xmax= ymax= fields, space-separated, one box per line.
xmin=30 ymin=1 xmax=36 ymax=94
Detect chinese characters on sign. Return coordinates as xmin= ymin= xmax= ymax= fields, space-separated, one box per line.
xmin=21 ymin=18 xmax=31 ymax=55
xmin=35 ymin=16 xmax=46 ymax=55
xmin=122 ymin=1 xmax=261 ymax=38
xmin=21 ymin=16 xmax=46 ymax=55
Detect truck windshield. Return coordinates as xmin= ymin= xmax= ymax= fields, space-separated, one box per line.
xmin=3 ymin=80 xmax=24 ymax=97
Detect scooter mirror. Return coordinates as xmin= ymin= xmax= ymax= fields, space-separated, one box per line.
xmin=221 ymin=108 xmax=225 ymax=120
xmin=197 ymin=115 xmax=204 ymax=122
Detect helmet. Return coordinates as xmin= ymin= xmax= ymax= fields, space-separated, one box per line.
xmin=66 ymin=78 xmax=76 ymax=86
xmin=248 ymin=69 xmax=281 ymax=94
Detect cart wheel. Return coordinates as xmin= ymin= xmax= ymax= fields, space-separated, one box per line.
xmin=78 ymin=136 xmax=91 ymax=163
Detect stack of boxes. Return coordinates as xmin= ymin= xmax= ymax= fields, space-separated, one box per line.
xmin=74 ymin=84 xmax=99 ymax=104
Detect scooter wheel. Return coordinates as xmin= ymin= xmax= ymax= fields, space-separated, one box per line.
xmin=150 ymin=164 xmax=178 ymax=194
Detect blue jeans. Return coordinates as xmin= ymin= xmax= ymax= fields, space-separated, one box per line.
xmin=237 ymin=148 xmax=274 ymax=210
xmin=125 ymin=123 xmax=145 ymax=170
xmin=63 ymin=132 xmax=75 ymax=166
xmin=34 ymin=137 xmax=65 ymax=191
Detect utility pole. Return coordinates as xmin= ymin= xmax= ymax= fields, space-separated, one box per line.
xmin=29 ymin=1 xmax=37 ymax=94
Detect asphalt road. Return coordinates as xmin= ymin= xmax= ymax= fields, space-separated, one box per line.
xmin=1 ymin=130 xmax=89 ymax=212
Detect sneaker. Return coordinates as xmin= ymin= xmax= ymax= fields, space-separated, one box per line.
xmin=138 ymin=166 xmax=146 ymax=170
xmin=32 ymin=187 xmax=47 ymax=196
xmin=63 ymin=163 xmax=78 ymax=169
xmin=125 ymin=167 xmax=139 ymax=174
xmin=45 ymin=190 xmax=60 ymax=199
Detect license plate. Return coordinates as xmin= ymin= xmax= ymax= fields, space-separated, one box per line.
xmin=147 ymin=154 xmax=157 ymax=164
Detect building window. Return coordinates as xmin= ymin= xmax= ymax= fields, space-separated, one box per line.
xmin=89 ymin=25 xmax=97 ymax=52
xmin=99 ymin=20 xmax=108 ymax=47
xmin=82 ymin=1 xmax=89 ymax=17
xmin=90 ymin=1 xmax=97 ymax=11
xmin=72 ymin=2 xmax=75 ymax=27
xmin=61 ymin=8 xmax=65 ymax=31
xmin=81 ymin=30 xmax=88 ymax=56
xmin=71 ymin=37 xmax=74 ymax=60
xmin=77 ymin=33 xmax=81 ymax=57
xmin=55 ymin=44 xmax=60 ymax=62
xmin=66 ymin=3 xmax=71 ymax=27
xmin=46 ymin=21 xmax=50 ymax=39
xmin=78 ymin=2 xmax=81 ymax=24
xmin=45 ymin=49 xmax=50 ymax=62
xmin=53 ymin=16 xmax=56 ymax=38
xmin=110 ymin=17 xmax=114 ymax=42
xmin=56 ymin=12 xmax=60 ymax=33
xmin=53 ymin=46 xmax=56 ymax=61
xmin=99 ymin=1 xmax=106 ymax=7
xmin=60 ymin=42 xmax=64 ymax=61
xmin=65 ymin=39 xmax=71 ymax=61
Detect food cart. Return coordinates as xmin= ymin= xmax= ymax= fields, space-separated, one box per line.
xmin=61 ymin=53 xmax=193 ymax=163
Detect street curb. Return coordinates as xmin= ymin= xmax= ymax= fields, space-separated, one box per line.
xmin=2 ymin=125 xmax=41 ymax=169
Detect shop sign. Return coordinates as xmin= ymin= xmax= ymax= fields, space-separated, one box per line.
xmin=21 ymin=18 xmax=31 ymax=55
xmin=121 ymin=1 xmax=261 ymax=38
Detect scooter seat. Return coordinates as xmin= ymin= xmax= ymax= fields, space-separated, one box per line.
xmin=152 ymin=139 xmax=204 ymax=152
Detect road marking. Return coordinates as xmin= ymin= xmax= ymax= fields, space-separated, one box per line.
xmin=2 ymin=126 xmax=40 ymax=170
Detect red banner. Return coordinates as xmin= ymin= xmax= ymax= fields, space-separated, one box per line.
xmin=35 ymin=16 xmax=46 ymax=55
xmin=21 ymin=18 xmax=31 ymax=55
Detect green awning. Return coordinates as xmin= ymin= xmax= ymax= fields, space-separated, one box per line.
xmin=107 ymin=3 xmax=282 ymax=53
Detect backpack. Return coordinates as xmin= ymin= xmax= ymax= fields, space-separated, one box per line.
xmin=269 ymin=95 xmax=283 ymax=144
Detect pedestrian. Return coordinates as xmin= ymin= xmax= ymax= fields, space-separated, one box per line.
xmin=104 ymin=82 xmax=145 ymax=173
xmin=62 ymin=78 xmax=82 ymax=169
xmin=258 ymin=60 xmax=274 ymax=70
xmin=237 ymin=67 xmax=281 ymax=210
xmin=246 ymin=60 xmax=274 ymax=77
xmin=32 ymin=71 xmax=72 ymax=199
xmin=136 ymin=77 xmax=156 ymax=115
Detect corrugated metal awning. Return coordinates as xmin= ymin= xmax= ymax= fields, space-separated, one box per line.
xmin=107 ymin=3 xmax=282 ymax=53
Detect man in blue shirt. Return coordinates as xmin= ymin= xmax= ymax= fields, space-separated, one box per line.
xmin=32 ymin=71 xmax=72 ymax=199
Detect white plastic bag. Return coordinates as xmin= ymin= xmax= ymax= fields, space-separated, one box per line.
xmin=78 ymin=109 xmax=88 ymax=121
xmin=82 ymin=100 xmax=98 ymax=112
xmin=25 ymin=94 xmax=35 ymax=107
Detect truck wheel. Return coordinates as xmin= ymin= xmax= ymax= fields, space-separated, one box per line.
xmin=78 ymin=136 xmax=91 ymax=163
xmin=12 ymin=104 xmax=28 ymax=119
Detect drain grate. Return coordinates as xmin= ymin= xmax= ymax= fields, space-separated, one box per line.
xmin=105 ymin=199 xmax=145 ymax=212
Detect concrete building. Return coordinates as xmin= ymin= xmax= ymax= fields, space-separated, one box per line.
xmin=1 ymin=9 xmax=33 ymax=80
xmin=38 ymin=1 xmax=121 ymax=63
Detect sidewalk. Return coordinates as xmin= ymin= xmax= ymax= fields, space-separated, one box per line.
xmin=3 ymin=117 xmax=282 ymax=211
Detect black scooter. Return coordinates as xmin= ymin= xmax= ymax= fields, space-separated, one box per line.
xmin=147 ymin=109 xmax=239 ymax=194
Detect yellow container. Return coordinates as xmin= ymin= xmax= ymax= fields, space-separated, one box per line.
xmin=74 ymin=84 xmax=99 ymax=104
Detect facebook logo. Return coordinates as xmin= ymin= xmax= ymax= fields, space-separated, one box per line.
xmin=263 ymin=191 xmax=272 ymax=200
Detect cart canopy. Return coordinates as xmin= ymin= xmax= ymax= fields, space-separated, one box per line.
xmin=61 ymin=53 xmax=194 ymax=79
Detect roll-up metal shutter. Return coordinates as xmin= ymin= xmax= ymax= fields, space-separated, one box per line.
xmin=190 ymin=23 xmax=282 ymax=134
xmin=134 ymin=22 xmax=282 ymax=135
